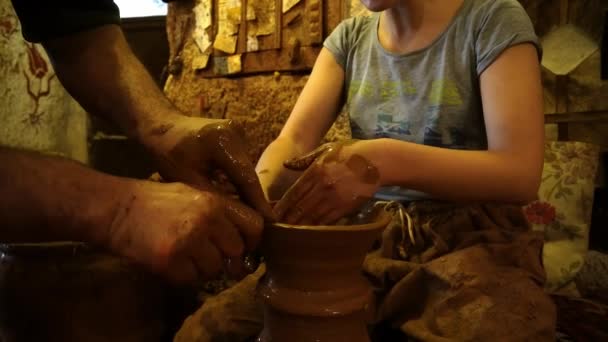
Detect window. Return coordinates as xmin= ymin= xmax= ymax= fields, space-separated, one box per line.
xmin=114 ymin=0 xmax=167 ymax=18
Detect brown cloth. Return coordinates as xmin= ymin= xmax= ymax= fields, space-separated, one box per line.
xmin=174 ymin=202 xmax=556 ymax=342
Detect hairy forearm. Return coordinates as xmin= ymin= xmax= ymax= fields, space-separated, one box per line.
xmin=41 ymin=25 xmax=180 ymax=148
xmin=365 ymin=139 xmax=542 ymax=203
xmin=0 ymin=147 xmax=121 ymax=244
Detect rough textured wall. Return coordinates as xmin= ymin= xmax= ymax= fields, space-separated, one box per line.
xmin=165 ymin=67 xmax=350 ymax=161
xmin=0 ymin=0 xmax=88 ymax=162
xmin=163 ymin=1 xmax=350 ymax=163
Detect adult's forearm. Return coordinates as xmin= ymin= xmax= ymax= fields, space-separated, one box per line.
xmin=41 ymin=24 xmax=180 ymax=148
xmin=0 ymin=146 xmax=121 ymax=244
xmin=364 ymin=139 xmax=542 ymax=204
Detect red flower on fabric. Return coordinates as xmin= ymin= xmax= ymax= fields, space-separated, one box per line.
xmin=524 ymin=201 xmax=556 ymax=225
xmin=21 ymin=43 xmax=55 ymax=127
xmin=25 ymin=43 xmax=48 ymax=79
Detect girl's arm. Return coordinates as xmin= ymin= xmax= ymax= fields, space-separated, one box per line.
xmin=273 ymin=43 xmax=543 ymax=224
xmin=256 ymin=48 xmax=346 ymax=200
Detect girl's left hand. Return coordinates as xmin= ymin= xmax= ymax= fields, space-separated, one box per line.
xmin=274 ymin=140 xmax=382 ymax=225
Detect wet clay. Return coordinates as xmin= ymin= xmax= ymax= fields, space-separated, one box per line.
xmin=284 ymin=141 xmax=355 ymax=168
xmin=346 ymin=154 xmax=380 ymax=184
xmin=278 ymin=141 xmax=381 ymax=224
xmin=257 ymin=206 xmax=391 ymax=342
xmin=283 ymin=140 xmax=380 ymax=188
xmin=165 ymin=120 xmax=274 ymax=221
xmin=167 ymin=121 xmax=244 ymax=175
xmin=148 ymin=123 xmax=174 ymax=136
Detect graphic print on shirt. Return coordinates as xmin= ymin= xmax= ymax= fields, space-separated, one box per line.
xmin=423 ymin=109 xmax=442 ymax=147
xmin=348 ymin=77 xmax=464 ymax=148
xmin=423 ymin=79 xmax=464 ymax=147
xmin=428 ymin=79 xmax=463 ymax=106
xmin=375 ymin=113 xmax=412 ymax=138
xmin=348 ymin=78 xmax=418 ymax=103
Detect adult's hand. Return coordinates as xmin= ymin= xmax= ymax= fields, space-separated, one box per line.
xmin=107 ymin=179 xmax=262 ymax=285
xmin=143 ymin=115 xmax=275 ymax=221
xmin=0 ymin=146 xmax=260 ymax=285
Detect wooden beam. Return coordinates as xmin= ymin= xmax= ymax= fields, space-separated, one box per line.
xmin=275 ymin=0 xmax=282 ymax=49
xmin=544 ymin=111 xmax=608 ymax=124
xmin=194 ymin=45 xmax=321 ymax=77
xmin=238 ymin=0 xmax=248 ymax=53
xmin=557 ymin=123 xmax=569 ymax=141
xmin=559 ymin=0 xmax=569 ymax=25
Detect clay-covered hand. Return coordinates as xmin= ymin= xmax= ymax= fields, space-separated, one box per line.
xmin=106 ymin=179 xmax=262 ymax=285
xmin=144 ymin=115 xmax=275 ymax=221
xmin=273 ymin=140 xmax=381 ymax=225
xmin=257 ymin=165 xmax=302 ymax=202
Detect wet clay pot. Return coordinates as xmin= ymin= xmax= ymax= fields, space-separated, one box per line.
xmin=0 ymin=242 xmax=167 ymax=342
xmin=257 ymin=207 xmax=391 ymax=342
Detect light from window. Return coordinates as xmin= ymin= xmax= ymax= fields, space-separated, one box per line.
xmin=114 ymin=0 xmax=167 ymax=18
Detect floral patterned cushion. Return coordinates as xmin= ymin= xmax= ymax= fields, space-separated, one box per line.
xmin=524 ymin=141 xmax=600 ymax=292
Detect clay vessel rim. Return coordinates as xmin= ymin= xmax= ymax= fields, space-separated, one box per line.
xmin=268 ymin=211 xmax=391 ymax=232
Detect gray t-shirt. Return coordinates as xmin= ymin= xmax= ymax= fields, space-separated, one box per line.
xmin=324 ymin=0 xmax=541 ymax=201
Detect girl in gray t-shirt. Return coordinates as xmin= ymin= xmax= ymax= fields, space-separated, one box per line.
xmin=185 ymin=1 xmax=555 ymax=341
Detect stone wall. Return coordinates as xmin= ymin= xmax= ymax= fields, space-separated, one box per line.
xmin=164 ymin=60 xmax=351 ymax=162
